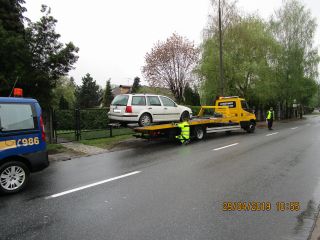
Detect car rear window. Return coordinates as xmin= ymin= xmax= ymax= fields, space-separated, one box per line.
xmin=147 ymin=96 xmax=161 ymax=106
xmin=132 ymin=96 xmax=146 ymax=106
xmin=111 ymin=95 xmax=129 ymax=106
xmin=0 ymin=103 xmax=36 ymax=132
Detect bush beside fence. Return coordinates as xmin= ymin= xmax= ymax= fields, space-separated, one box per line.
xmin=55 ymin=108 xmax=110 ymax=130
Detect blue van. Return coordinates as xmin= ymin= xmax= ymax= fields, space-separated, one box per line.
xmin=0 ymin=97 xmax=49 ymax=194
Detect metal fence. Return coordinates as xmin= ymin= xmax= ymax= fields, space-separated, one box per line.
xmin=52 ymin=108 xmax=133 ymax=143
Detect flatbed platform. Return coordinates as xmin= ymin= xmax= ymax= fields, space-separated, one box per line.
xmin=134 ymin=117 xmax=237 ymax=133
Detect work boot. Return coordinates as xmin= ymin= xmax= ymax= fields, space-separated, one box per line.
xmin=182 ymin=140 xmax=190 ymax=145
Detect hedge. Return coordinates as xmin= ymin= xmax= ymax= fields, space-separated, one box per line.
xmin=55 ymin=108 xmax=110 ymax=130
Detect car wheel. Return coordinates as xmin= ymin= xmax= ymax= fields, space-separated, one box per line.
xmin=0 ymin=161 xmax=30 ymax=194
xmin=139 ymin=113 xmax=152 ymax=127
xmin=180 ymin=111 xmax=190 ymax=122
xmin=194 ymin=126 xmax=205 ymax=140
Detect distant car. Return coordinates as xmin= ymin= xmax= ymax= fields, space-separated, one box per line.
xmin=0 ymin=97 xmax=49 ymax=194
xmin=108 ymin=94 xmax=192 ymax=126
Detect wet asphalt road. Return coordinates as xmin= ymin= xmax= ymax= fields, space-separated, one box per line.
xmin=1 ymin=115 xmax=320 ymax=240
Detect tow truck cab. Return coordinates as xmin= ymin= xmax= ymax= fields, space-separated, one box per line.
xmin=214 ymin=96 xmax=256 ymax=132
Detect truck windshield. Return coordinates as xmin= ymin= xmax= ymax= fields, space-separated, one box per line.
xmin=111 ymin=95 xmax=129 ymax=106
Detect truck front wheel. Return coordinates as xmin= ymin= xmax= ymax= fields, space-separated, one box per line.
xmin=246 ymin=121 xmax=256 ymax=133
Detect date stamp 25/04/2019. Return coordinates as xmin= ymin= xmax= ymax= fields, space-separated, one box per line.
xmin=222 ymin=201 xmax=300 ymax=212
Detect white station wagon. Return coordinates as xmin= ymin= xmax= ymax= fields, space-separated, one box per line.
xmin=108 ymin=94 xmax=192 ymax=126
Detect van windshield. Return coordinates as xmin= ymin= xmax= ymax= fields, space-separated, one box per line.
xmin=111 ymin=95 xmax=129 ymax=106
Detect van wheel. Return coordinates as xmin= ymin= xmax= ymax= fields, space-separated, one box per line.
xmin=180 ymin=111 xmax=190 ymax=122
xmin=0 ymin=161 xmax=30 ymax=194
xmin=139 ymin=113 xmax=152 ymax=127
xmin=194 ymin=126 xmax=205 ymax=140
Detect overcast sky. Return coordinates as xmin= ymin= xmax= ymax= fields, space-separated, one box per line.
xmin=24 ymin=0 xmax=320 ymax=87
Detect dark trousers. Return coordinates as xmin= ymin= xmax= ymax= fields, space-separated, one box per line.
xmin=267 ymin=119 xmax=273 ymax=130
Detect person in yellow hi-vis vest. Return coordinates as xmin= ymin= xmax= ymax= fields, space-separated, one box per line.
xmin=266 ymin=107 xmax=275 ymax=130
xmin=176 ymin=121 xmax=190 ymax=144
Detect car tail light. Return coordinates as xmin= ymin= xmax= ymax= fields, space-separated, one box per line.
xmin=40 ymin=115 xmax=46 ymax=141
xmin=125 ymin=106 xmax=132 ymax=113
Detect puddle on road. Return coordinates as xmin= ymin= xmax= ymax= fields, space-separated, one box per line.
xmin=285 ymin=177 xmax=320 ymax=240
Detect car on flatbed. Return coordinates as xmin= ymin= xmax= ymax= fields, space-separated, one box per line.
xmin=0 ymin=97 xmax=49 ymax=194
xmin=108 ymin=94 xmax=192 ymax=126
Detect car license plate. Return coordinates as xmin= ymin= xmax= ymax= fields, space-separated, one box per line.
xmin=113 ymin=109 xmax=121 ymax=113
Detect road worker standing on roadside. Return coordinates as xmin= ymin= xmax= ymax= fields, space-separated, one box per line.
xmin=266 ymin=107 xmax=275 ymax=130
xmin=176 ymin=121 xmax=190 ymax=144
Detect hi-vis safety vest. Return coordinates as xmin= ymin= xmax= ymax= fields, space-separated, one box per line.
xmin=267 ymin=110 xmax=274 ymax=120
xmin=177 ymin=121 xmax=190 ymax=139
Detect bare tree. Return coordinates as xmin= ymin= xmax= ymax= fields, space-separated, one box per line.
xmin=142 ymin=33 xmax=199 ymax=103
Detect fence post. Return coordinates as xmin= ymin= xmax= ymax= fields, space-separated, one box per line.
xmin=48 ymin=108 xmax=54 ymax=143
xmin=75 ymin=109 xmax=81 ymax=141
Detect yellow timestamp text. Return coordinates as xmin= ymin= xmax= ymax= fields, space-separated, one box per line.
xmin=223 ymin=201 xmax=300 ymax=212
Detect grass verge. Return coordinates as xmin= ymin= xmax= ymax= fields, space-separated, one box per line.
xmin=47 ymin=143 xmax=68 ymax=155
xmin=80 ymin=134 xmax=134 ymax=149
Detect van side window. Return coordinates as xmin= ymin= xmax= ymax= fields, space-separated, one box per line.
xmin=147 ymin=96 xmax=162 ymax=106
xmin=0 ymin=104 xmax=36 ymax=131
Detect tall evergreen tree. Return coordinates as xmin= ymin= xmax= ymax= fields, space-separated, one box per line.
xmin=184 ymin=84 xmax=200 ymax=106
xmin=78 ymin=73 xmax=100 ymax=108
xmin=58 ymin=95 xmax=69 ymax=109
xmin=0 ymin=3 xmax=79 ymax=108
xmin=131 ymin=76 xmax=141 ymax=93
xmin=103 ymin=79 xmax=113 ymax=107
xmin=0 ymin=0 xmax=29 ymax=93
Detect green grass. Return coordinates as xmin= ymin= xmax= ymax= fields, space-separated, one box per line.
xmin=47 ymin=143 xmax=68 ymax=154
xmin=56 ymin=128 xmax=133 ymax=141
xmin=80 ymin=134 xmax=134 ymax=149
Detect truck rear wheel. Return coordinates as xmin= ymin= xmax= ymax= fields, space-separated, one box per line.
xmin=194 ymin=126 xmax=205 ymax=140
xmin=0 ymin=161 xmax=30 ymax=194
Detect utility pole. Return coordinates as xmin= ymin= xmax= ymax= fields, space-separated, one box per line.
xmin=218 ymin=0 xmax=224 ymax=96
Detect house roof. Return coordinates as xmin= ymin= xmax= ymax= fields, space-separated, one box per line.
xmin=119 ymin=85 xmax=132 ymax=88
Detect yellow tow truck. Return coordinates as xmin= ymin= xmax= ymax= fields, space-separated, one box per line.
xmin=133 ymin=96 xmax=256 ymax=141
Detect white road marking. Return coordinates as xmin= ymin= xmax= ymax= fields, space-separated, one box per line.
xmin=291 ymin=127 xmax=298 ymax=130
xmin=46 ymin=171 xmax=141 ymax=199
xmin=266 ymin=132 xmax=279 ymax=137
xmin=212 ymin=143 xmax=239 ymax=151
